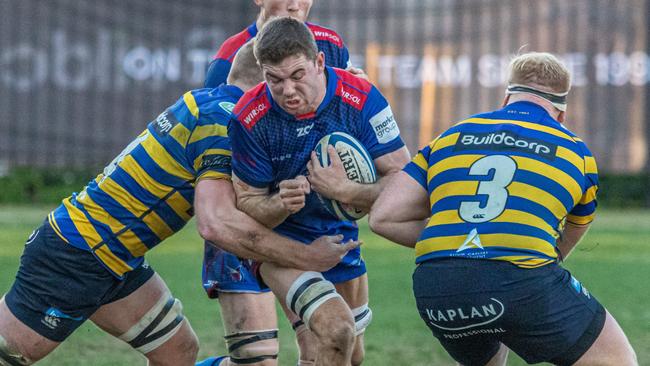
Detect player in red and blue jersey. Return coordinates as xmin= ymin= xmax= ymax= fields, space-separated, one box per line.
xmin=226 ymin=18 xmax=410 ymax=366
xmin=204 ymin=0 xmax=351 ymax=88
xmin=0 ymin=43 xmax=356 ymax=366
xmin=369 ymin=52 xmax=637 ymax=366
xmin=199 ymin=3 xmax=366 ymax=366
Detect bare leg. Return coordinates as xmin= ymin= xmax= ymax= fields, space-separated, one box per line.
xmin=280 ymin=301 xmax=318 ymax=365
xmin=217 ymin=292 xmax=279 ymax=366
xmin=572 ymin=310 xmax=637 ymax=366
xmin=260 ymin=263 xmax=355 ymax=366
xmin=0 ymin=296 xmax=60 ymax=363
xmin=90 ymin=273 xmax=199 ymax=366
xmin=334 ymin=274 xmax=369 ymax=366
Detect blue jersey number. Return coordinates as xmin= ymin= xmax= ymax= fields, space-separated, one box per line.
xmin=459 ymin=155 xmax=517 ymax=223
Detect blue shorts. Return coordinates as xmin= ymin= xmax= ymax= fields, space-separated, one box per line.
xmin=5 ymin=221 xmax=155 ymax=342
xmin=202 ymin=242 xmax=269 ymax=298
xmin=202 ymin=241 xmax=366 ymax=298
xmin=413 ymin=258 xmax=605 ymax=366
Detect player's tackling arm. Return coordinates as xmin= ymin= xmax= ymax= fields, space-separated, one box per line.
xmin=232 ymin=173 xmax=310 ymax=229
xmin=195 ymin=178 xmax=358 ymax=271
xmin=368 ymin=170 xmax=430 ymax=247
xmin=308 ymin=145 xmax=411 ymax=212
xmin=556 ymin=222 xmax=591 ymax=262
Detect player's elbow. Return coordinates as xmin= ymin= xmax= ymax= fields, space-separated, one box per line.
xmin=197 ymin=207 xmax=232 ymax=244
xmin=197 ymin=218 xmax=220 ymax=244
xmin=368 ymin=205 xmax=389 ymax=237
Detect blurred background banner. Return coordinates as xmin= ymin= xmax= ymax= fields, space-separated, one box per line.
xmin=1 ymin=0 xmax=648 ymax=173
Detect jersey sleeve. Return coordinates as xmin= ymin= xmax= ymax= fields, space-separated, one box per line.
xmin=566 ymin=153 xmax=599 ymax=225
xmin=179 ymin=92 xmax=233 ymax=182
xmin=358 ymin=86 xmax=405 ymax=158
xmin=403 ymin=143 xmax=433 ymax=190
xmin=204 ymin=58 xmax=231 ymax=88
xmin=228 ymin=118 xmax=274 ymax=188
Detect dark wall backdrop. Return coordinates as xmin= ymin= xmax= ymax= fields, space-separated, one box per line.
xmin=1 ymin=0 xmax=648 ymax=173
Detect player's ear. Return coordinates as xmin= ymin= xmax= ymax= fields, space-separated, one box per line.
xmin=557 ymin=110 xmax=565 ymax=123
xmin=316 ymin=52 xmax=325 ymax=72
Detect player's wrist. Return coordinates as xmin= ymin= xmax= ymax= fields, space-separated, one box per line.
xmin=334 ymin=179 xmax=358 ymax=204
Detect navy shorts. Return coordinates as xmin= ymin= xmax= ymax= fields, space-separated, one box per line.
xmin=413 ymin=258 xmax=605 ymax=366
xmin=5 ymin=221 xmax=155 ymax=342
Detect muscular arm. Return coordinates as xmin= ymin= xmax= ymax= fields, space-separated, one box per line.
xmin=195 ymin=178 xmax=355 ymax=271
xmin=231 ymin=174 xmax=289 ymax=228
xmin=556 ymin=221 xmax=591 ymax=261
xmin=232 ymin=173 xmax=310 ymax=228
xmin=308 ymin=145 xmax=411 ymax=212
xmin=368 ymin=171 xmax=430 ymax=247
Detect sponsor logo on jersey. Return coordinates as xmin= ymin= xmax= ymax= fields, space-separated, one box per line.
xmin=296 ymin=123 xmax=314 ymax=137
xmin=153 ymin=110 xmax=179 ymax=136
xmin=243 ymin=103 xmax=266 ymax=125
xmin=311 ymin=30 xmax=341 ymax=46
xmin=340 ymin=87 xmax=361 ymax=106
xmin=271 ymin=153 xmax=292 ymax=162
xmin=335 ymin=80 xmax=368 ymax=110
xmin=456 ymin=228 xmax=483 ymax=252
xmin=370 ymin=106 xmax=400 ymax=144
xmin=219 ymin=101 xmax=236 ymax=114
xmin=425 ymin=298 xmax=505 ymax=331
xmin=455 ymin=131 xmax=557 ymax=159
xmin=201 ymin=154 xmax=231 ymax=171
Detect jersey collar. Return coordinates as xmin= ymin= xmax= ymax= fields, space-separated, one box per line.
xmin=266 ymin=66 xmax=338 ymax=121
xmin=218 ymin=84 xmax=244 ymax=99
xmin=502 ymin=101 xmax=560 ymax=126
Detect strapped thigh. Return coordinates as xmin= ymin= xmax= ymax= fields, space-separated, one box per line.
xmin=0 ymin=335 xmax=31 ymax=366
xmin=351 ymin=304 xmax=372 ymax=335
xmin=285 ymin=272 xmax=341 ymax=330
xmin=118 ymin=296 xmax=184 ymax=354
xmin=224 ymin=329 xmax=278 ymax=364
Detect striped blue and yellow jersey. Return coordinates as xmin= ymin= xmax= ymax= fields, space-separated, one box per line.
xmin=403 ymin=101 xmax=598 ymax=268
xmin=48 ymin=85 xmax=243 ymax=278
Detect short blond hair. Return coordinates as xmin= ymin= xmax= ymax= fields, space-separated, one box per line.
xmin=508 ymin=52 xmax=570 ymax=94
xmin=228 ymin=40 xmax=263 ymax=87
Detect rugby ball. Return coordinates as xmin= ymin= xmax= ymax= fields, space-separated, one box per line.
xmin=314 ymin=132 xmax=377 ymax=221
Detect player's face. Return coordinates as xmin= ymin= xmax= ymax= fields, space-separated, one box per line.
xmin=262 ymin=53 xmax=326 ymax=116
xmin=256 ymin=0 xmax=312 ymax=22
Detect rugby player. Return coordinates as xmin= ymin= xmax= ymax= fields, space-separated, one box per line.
xmin=0 ymin=42 xmax=358 ymax=366
xmin=200 ymin=2 xmax=364 ymax=365
xmin=226 ymin=17 xmax=410 ymax=366
xmin=369 ymin=52 xmax=638 ymax=366
xmin=204 ymin=0 xmax=360 ymax=89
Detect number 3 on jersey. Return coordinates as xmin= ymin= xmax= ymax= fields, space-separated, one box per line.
xmin=459 ymin=155 xmax=517 ymax=223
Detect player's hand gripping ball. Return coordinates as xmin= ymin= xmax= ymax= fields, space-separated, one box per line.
xmin=312 ymin=132 xmax=377 ymax=221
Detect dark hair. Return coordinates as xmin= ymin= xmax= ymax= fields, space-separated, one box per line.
xmin=254 ymin=17 xmax=318 ymax=65
xmin=228 ymin=40 xmax=263 ymax=87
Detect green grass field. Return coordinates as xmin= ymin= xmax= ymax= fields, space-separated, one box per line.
xmin=1 ymin=205 xmax=648 ymax=365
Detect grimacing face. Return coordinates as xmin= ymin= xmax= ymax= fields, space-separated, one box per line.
xmin=262 ymin=53 xmax=326 ymax=117
xmin=255 ymin=0 xmax=313 ymax=23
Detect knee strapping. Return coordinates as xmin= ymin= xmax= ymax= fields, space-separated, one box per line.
xmin=352 ymin=304 xmax=372 ymax=335
xmin=0 ymin=335 xmax=31 ymax=366
xmin=119 ymin=296 xmax=184 ymax=354
xmin=224 ymin=329 xmax=278 ymax=364
xmin=286 ymin=272 xmax=341 ymax=330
